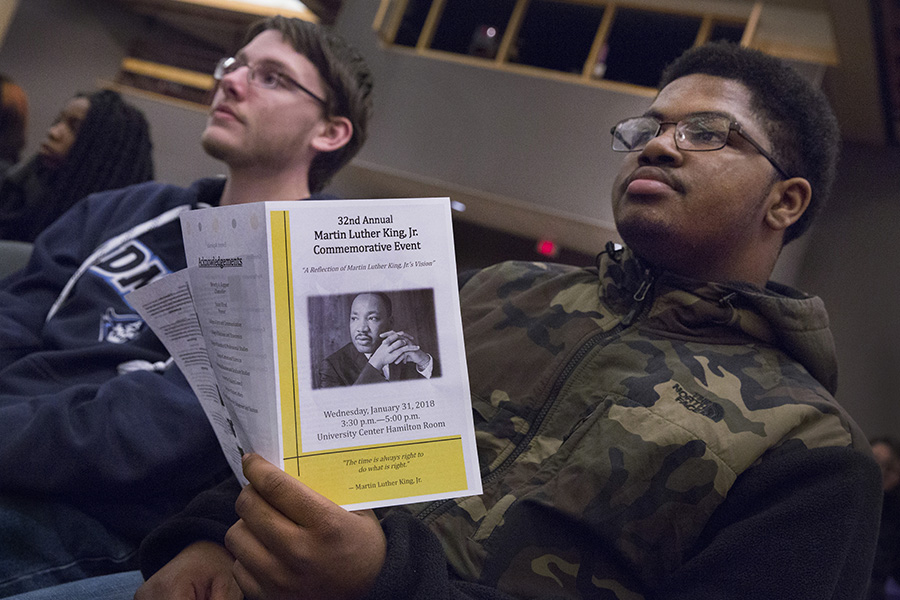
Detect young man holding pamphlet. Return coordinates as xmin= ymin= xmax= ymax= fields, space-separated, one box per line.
xmin=7 ymin=35 xmax=884 ymax=600
xmin=0 ymin=15 xmax=373 ymax=597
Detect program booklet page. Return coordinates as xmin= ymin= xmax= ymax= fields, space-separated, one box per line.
xmin=128 ymin=197 xmax=482 ymax=511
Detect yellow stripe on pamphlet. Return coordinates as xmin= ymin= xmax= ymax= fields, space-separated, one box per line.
xmin=270 ymin=211 xmax=302 ymax=476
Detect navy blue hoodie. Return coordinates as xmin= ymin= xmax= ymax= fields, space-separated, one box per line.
xmin=0 ymin=177 xmax=232 ymax=541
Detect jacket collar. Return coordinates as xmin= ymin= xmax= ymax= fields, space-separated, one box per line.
xmin=598 ymin=244 xmax=838 ymax=394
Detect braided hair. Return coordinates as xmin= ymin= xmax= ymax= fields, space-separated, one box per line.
xmin=0 ymin=89 xmax=154 ymax=241
xmin=50 ymin=89 xmax=154 ymax=213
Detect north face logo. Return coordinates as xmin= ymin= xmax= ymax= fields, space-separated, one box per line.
xmin=672 ymin=383 xmax=724 ymax=422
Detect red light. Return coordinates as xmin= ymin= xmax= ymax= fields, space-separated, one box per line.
xmin=536 ymin=239 xmax=558 ymax=257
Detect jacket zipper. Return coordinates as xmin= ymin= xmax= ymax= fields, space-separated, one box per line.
xmin=418 ymin=268 xmax=656 ymax=524
xmin=621 ymin=268 xmax=654 ymax=327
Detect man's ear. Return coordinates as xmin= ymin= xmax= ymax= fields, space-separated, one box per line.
xmin=765 ymin=177 xmax=812 ymax=232
xmin=311 ymin=116 xmax=353 ymax=153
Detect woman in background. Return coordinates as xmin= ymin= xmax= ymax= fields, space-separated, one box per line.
xmin=0 ymin=74 xmax=28 ymax=172
xmin=0 ymin=89 xmax=153 ymax=242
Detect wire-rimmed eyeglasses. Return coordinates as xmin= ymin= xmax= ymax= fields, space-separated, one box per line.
xmin=213 ymin=57 xmax=327 ymax=105
xmin=610 ymin=113 xmax=789 ymax=179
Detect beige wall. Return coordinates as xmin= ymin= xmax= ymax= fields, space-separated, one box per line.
xmin=0 ymin=0 xmax=19 ymax=47
xmin=796 ymin=143 xmax=900 ymax=439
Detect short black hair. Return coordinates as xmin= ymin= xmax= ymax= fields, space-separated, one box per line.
xmin=659 ymin=42 xmax=840 ymax=244
xmin=244 ymin=16 xmax=373 ymax=194
xmin=351 ymin=291 xmax=393 ymax=320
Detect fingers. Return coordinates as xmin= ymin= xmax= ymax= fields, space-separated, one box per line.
xmin=379 ymin=330 xmax=416 ymax=344
xmin=226 ymin=519 xmax=274 ymax=600
xmin=378 ymin=332 xmax=428 ymax=366
xmin=231 ymin=456 xmax=348 ymax=598
xmin=393 ymin=346 xmax=421 ymax=364
xmin=239 ymin=453 xmax=332 ymax=527
xmin=228 ymin=456 xmax=388 ymax=600
xmin=230 ymin=559 xmax=262 ymax=600
xmin=376 ymin=331 xmax=420 ymax=363
xmin=230 ymin=486 xmax=307 ymax=567
xmin=135 ymin=541 xmax=241 ymax=600
xmin=369 ymin=331 xmax=411 ymax=369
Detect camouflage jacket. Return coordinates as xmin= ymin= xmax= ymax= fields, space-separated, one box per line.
xmin=140 ymin=246 xmax=881 ymax=600
xmin=372 ymin=246 xmax=880 ymax=600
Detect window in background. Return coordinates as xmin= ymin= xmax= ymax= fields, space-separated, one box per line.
xmin=429 ymin=0 xmax=517 ymax=58
xmin=392 ymin=0 xmax=431 ymax=47
xmin=111 ymin=0 xmax=323 ymax=107
xmin=602 ymin=8 xmax=701 ymax=87
xmin=510 ymin=1 xmax=607 ymax=75
xmin=376 ymin=0 xmax=752 ymax=94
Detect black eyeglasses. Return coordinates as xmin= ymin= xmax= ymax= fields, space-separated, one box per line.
xmin=610 ymin=113 xmax=789 ymax=179
xmin=213 ymin=57 xmax=327 ymax=105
